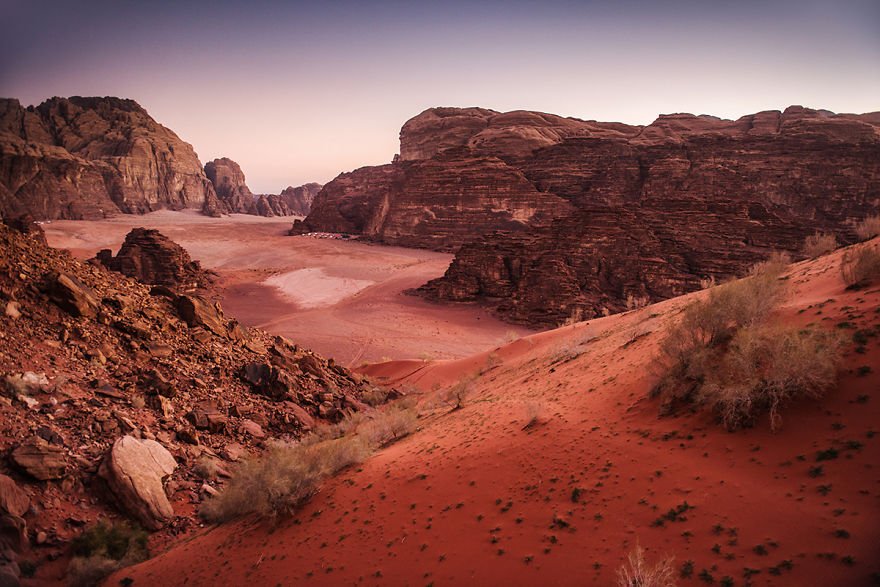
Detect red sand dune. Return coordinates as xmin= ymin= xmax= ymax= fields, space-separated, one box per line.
xmin=110 ymin=245 xmax=880 ymax=585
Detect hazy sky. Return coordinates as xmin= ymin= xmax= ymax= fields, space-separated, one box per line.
xmin=2 ymin=0 xmax=879 ymax=193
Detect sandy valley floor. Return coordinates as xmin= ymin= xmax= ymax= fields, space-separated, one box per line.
xmin=43 ymin=211 xmax=532 ymax=366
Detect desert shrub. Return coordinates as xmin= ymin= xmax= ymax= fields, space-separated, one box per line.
xmin=658 ymin=258 xmax=787 ymax=371
xmin=522 ymin=400 xmax=547 ymax=429
xmin=67 ymin=521 xmax=148 ymax=586
xmin=201 ymin=435 xmax=371 ymax=522
xmin=203 ymin=400 xmax=419 ymax=522
xmin=361 ymin=387 xmax=391 ymax=407
xmin=443 ymin=379 xmax=473 ymax=411
xmin=841 ymin=243 xmax=880 ymax=287
xmin=699 ymin=325 xmax=843 ymax=431
xmin=193 ymin=455 xmax=223 ymax=480
xmin=654 ymin=254 xmax=843 ymax=430
xmin=617 ymin=543 xmax=676 ymax=587
xmin=802 ymin=233 xmax=838 ymax=259
xmin=357 ymin=406 xmax=418 ymax=447
xmin=854 ymin=215 xmax=880 ymax=241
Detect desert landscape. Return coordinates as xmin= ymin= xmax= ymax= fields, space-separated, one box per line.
xmin=1 ymin=1 xmax=879 ymax=586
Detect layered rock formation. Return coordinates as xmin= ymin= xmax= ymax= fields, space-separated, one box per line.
xmin=296 ymin=106 xmax=880 ymax=325
xmin=0 ymin=96 xmax=216 ymax=220
xmin=95 ymin=227 xmax=210 ymax=291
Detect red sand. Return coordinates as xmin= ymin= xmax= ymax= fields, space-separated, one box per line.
xmin=109 ymin=245 xmax=880 ymax=586
xmin=43 ymin=211 xmax=532 ymax=366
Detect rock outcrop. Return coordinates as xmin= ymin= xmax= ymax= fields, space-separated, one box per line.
xmin=203 ymin=157 xmax=254 ymax=215
xmin=0 ymin=96 xmax=217 ymax=220
xmin=296 ymin=106 xmax=880 ymax=324
xmin=95 ymin=228 xmax=209 ymax=291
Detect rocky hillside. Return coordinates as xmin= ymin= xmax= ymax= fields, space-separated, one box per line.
xmin=295 ymin=106 xmax=880 ymax=325
xmin=0 ymin=219 xmax=378 ymax=581
xmin=0 ymin=97 xmax=216 ymax=220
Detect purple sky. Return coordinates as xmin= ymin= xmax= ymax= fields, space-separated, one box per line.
xmin=2 ymin=0 xmax=879 ymax=193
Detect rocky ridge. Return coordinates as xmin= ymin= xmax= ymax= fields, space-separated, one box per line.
xmin=0 ymin=218 xmax=381 ymax=580
xmin=0 ymin=97 xmax=216 ymax=220
xmin=295 ymin=106 xmax=880 ymax=325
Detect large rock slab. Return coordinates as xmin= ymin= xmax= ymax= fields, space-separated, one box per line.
xmin=176 ymin=295 xmax=228 ymax=337
xmin=99 ymin=436 xmax=177 ymax=530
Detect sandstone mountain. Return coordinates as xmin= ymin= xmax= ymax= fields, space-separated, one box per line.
xmin=293 ymin=106 xmax=880 ymax=325
xmin=0 ymin=97 xmax=217 ymax=220
xmin=203 ymin=157 xmax=254 ymax=216
xmin=0 ymin=218 xmax=380 ymax=573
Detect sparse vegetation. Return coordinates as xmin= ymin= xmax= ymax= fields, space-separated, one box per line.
xmin=653 ymin=254 xmax=844 ymax=430
xmin=617 ymin=543 xmax=676 ymax=587
xmin=841 ymin=243 xmax=880 ymax=287
xmin=67 ymin=521 xmax=148 ymax=587
xmin=802 ymin=232 xmax=838 ymax=259
xmin=202 ymin=400 xmax=418 ymax=522
xmin=854 ymin=215 xmax=880 ymax=241
xmin=442 ymin=378 xmax=473 ymax=411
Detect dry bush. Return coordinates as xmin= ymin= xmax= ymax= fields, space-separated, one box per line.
xmin=626 ymin=294 xmax=650 ymax=311
xmin=699 ymin=325 xmax=843 ymax=431
xmin=658 ymin=258 xmax=787 ymax=370
xmin=67 ymin=555 xmax=121 ymax=587
xmin=854 ymin=215 xmax=880 ymax=241
xmin=193 ymin=455 xmax=222 ymax=480
xmin=442 ymin=379 xmax=473 ymax=411
xmin=357 ymin=407 xmax=418 ymax=447
xmin=561 ymin=307 xmax=585 ymax=326
xmin=201 ymin=435 xmax=371 ymax=522
xmin=522 ymin=400 xmax=547 ymax=430
xmin=361 ymin=387 xmax=391 ymax=407
xmin=617 ymin=543 xmax=676 ymax=587
xmin=653 ymin=254 xmax=842 ymax=430
xmin=203 ymin=400 xmax=420 ymax=522
xmin=802 ymin=232 xmax=838 ymax=259
xmin=841 ymin=243 xmax=880 ymax=287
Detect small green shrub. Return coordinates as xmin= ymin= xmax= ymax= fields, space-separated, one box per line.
xmin=67 ymin=521 xmax=148 ymax=587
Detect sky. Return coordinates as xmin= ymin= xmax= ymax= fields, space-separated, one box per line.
xmin=2 ymin=0 xmax=879 ymax=193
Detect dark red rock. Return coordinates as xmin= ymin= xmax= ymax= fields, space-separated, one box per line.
xmin=96 ymin=228 xmax=208 ymax=291
xmin=298 ymin=105 xmax=880 ymax=324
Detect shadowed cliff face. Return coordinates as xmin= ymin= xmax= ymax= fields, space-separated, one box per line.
xmin=297 ymin=105 xmax=880 ymax=325
xmin=0 ymin=97 xmax=217 ymax=220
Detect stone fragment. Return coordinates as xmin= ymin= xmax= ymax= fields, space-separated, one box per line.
xmin=11 ymin=437 xmax=66 ymax=481
xmin=44 ymin=273 xmax=99 ymax=318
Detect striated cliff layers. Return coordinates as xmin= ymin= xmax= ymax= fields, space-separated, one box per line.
xmin=297 ymin=106 xmax=880 ymax=325
xmin=0 ymin=97 xmax=216 ymax=220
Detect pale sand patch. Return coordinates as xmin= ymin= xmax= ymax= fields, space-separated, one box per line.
xmin=263 ymin=268 xmax=374 ymax=308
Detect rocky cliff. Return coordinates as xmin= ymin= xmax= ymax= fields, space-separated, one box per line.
xmin=297 ymin=106 xmax=880 ymax=325
xmin=0 ymin=97 xmax=217 ymax=220
xmin=203 ymin=157 xmax=254 ymax=215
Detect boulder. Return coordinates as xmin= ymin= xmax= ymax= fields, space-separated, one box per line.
xmin=10 ymin=437 xmax=66 ymax=481
xmin=176 ymin=295 xmax=227 ymax=337
xmin=44 ymin=273 xmax=99 ymax=318
xmin=98 ymin=436 xmax=177 ymax=530
xmin=0 ymin=477 xmax=28 ymax=518
xmin=239 ymin=362 xmax=294 ymax=401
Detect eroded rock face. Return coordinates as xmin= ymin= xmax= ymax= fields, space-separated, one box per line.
xmin=11 ymin=437 xmax=66 ymax=481
xmin=96 ymin=228 xmax=208 ymax=291
xmin=204 ymin=157 xmax=254 ymax=215
xmin=298 ymin=105 xmax=880 ymax=324
xmin=44 ymin=272 xmax=99 ymax=318
xmin=0 ymin=97 xmax=216 ymax=220
xmin=98 ymin=436 xmax=176 ymax=530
